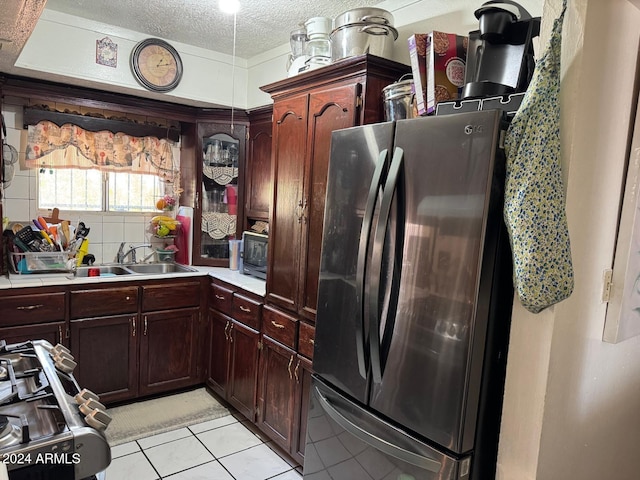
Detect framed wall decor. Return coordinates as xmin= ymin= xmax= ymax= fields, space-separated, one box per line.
xmin=96 ymin=37 xmax=117 ymax=67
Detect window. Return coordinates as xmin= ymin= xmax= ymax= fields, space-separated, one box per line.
xmin=38 ymin=169 xmax=165 ymax=213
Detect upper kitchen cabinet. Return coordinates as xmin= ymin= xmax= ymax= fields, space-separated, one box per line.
xmin=245 ymin=107 xmax=273 ymax=229
xmin=193 ymin=118 xmax=248 ymax=266
xmin=261 ymin=54 xmax=410 ymax=321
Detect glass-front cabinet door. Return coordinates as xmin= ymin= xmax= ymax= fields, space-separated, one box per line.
xmin=194 ymin=122 xmax=246 ymax=266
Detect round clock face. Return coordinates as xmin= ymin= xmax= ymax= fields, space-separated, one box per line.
xmin=131 ymin=39 xmax=183 ymax=92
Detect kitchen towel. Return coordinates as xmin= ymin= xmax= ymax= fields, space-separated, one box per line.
xmin=503 ymin=0 xmax=574 ymax=314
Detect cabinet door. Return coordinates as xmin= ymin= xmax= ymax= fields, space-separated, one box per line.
xmin=257 ymin=335 xmax=297 ymax=453
xmin=207 ymin=308 xmax=231 ymax=398
xmin=0 ymin=322 xmax=65 ymax=347
xmin=70 ymin=315 xmax=138 ymax=404
xmin=139 ymin=308 xmax=200 ymax=396
xmin=194 ymin=122 xmax=246 ymax=266
xmin=299 ymin=83 xmax=360 ymax=321
xmin=292 ymin=355 xmax=313 ymax=465
xmin=228 ymin=320 xmax=260 ymax=421
xmin=246 ymin=112 xmax=273 ymax=222
xmin=266 ymin=94 xmax=309 ymax=311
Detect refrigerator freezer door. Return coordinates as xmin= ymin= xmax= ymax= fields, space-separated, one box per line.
xmin=368 ymin=111 xmax=503 ymax=454
xmin=303 ymin=376 xmax=470 ymax=480
xmin=313 ymin=122 xmax=395 ymax=403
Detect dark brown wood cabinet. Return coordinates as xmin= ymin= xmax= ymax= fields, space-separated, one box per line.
xmin=193 ymin=121 xmax=247 ymax=266
xmin=139 ymin=307 xmax=200 ymax=396
xmin=245 ymin=106 xmax=273 ymax=226
xmin=70 ymin=314 xmax=138 ymax=403
xmin=0 ymin=321 xmax=65 ymax=346
xmin=207 ymin=279 xmax=262 ymax=421
xmin=257 ymin=334 xmax=297 ymax=453
xmin=292 ymin=354 xmax=312 ymax=464
xmin=69 ymin=278 xmax=205 ymax=404
xmin=262 ymin=54 xmax=410 ymax=322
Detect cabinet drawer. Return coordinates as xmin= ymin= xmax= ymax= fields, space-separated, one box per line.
xmin=0 ymin=292 xmax=66 ymax=326
xmin=232 ymin=294 xmax=262 ymax=330
xmin=142 ymin=281 xmax=201 ymax=311
xmin=211 ymin=283 xmax=233 ymax=316
xmin=298 ymin=321 xmax=315 ymax=360
xmin=70 ymin=287 xmax=138 ymax=319
xmin=262 ymin=305 xmax=298 ymax=350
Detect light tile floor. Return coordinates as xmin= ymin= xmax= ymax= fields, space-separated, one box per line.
xmin=106 ymin=414 xmax=303 ymax=480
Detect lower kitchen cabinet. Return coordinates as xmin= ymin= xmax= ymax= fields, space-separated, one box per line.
xmin=207 ymin=283 xmax=262 ymax=421
xmin=257 ymin=335 xmax=297 ymax=453
xmin=292 ymin=354 xmax=312 ymax=465
xmin=0 ymin=287 xmax=67 ymax=346
xmin=70 ymin=314 xmax=138 ymax=404
xmin=139 ymin=308 xmax=200 ymax=396
xmin=208 ymin=308 xmax=231 ymax=398
xmin=69 ymin=278 xmax=205 ymax=404
xmin=0 ymin=321 xmax=65 ymax=347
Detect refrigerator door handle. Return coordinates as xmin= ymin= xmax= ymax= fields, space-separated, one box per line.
xmin=369 ymin=147 xmax=404 ymax=383
xmin=315 ymin=385 xmax=442 ymax=472
xmin=355 ymin=148 xmax=390 ymax=379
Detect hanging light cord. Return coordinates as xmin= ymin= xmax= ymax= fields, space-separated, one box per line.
xmin=230 ymin=11 xmax=237 ymax=134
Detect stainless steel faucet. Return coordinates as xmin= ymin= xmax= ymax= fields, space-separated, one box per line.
xmin=117 ymin=242 xmax=152 ymax=264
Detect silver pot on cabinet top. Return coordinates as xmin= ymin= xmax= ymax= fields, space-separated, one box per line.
xmin=334 ymin=7 xmax=394 ymax=29
xmin=331 ymin=7 xmax=398 ymax=62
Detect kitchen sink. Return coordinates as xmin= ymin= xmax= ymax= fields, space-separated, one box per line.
xmin=74 ymin=265 xmax=134 ymax=277
xmin=124 ymin=263 xmax=198 ymax=275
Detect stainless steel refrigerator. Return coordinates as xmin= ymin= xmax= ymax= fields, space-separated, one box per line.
xmin=303 ymin=110 xmax=513 ymax=480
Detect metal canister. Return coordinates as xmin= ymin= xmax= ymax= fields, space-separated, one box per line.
xmin=382 ymin=75 xmax=417 ymax=121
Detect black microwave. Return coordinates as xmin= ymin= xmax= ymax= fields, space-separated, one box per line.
xmin=242 ymin=231 xmax=268 ymax=280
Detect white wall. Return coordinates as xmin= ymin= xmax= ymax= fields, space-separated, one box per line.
xmin=15 ymin=10 xmax=248 ymax=109
xmin=497 ymin=1 xmax=640 ymax=479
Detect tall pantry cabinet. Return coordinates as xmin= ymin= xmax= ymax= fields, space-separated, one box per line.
xmin=260 ymin=54 xmax=410 ymax=322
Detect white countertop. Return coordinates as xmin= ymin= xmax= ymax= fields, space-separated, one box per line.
xmin=0 ymin=265 xmax=266 ymax=298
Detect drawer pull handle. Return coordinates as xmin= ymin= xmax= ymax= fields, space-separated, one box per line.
xmin=229 ymin=324 xmax=234 ymax=343
xmin=16 ymin=304 xmax=43 ymax=311
xmin=224 ymin=320 xmax=231 ymax=340
xmin=287 ymin=355 xmax=294 ymax=379
xmin=239 ymin=305 xmax=251 ymax=313
xmin=58 ymin=326 xmax=63 ymax=344
xmin=144 ymin=316 xmax=148 ymax=336
xmin=271 ymin=321 xmax=285 ymax=329
xmin=215 ymin=294 xmax=226 ymax=300
xmin=294 ymin=360 xmax=300 ymax=383
xmin=131 ymin=318 xmax=136 ymax=337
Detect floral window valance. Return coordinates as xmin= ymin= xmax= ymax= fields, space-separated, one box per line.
xmin=25 ymin=121 xmax=177 ymax=182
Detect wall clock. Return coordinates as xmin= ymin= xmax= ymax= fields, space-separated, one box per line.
xmin=130 ymin=38 xmax=183 ymax=92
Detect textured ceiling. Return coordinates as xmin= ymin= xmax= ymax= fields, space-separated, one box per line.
xmin=44 ymin=0 xmax=385 ymax=59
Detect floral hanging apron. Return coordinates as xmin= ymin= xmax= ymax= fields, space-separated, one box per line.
xmin=503 ymin=0 xmax=573 ymax=313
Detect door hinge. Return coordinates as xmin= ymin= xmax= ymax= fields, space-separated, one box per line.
xmin=602 ymin=268 xmax=613 ymax=303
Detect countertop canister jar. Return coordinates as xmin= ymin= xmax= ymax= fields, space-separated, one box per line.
xmin=382 ymin=75 xmax=417 ymax=121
